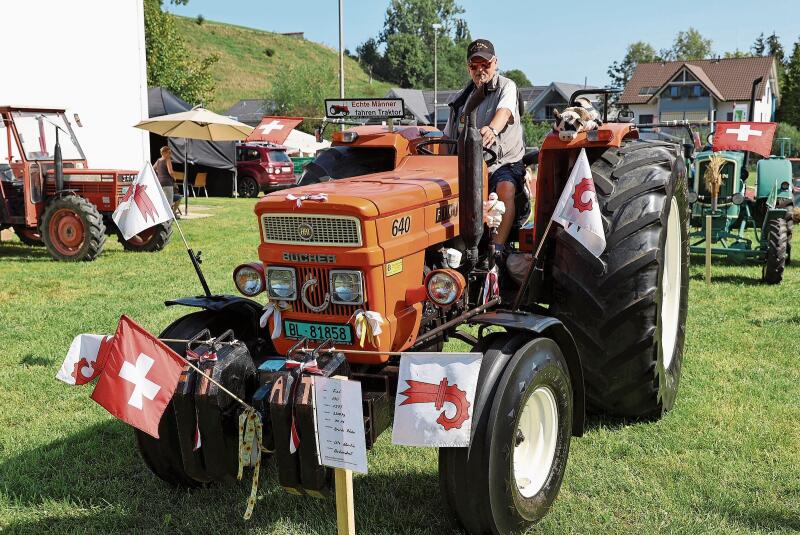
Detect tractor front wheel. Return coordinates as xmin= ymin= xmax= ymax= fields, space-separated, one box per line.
xmin=12 ymin=225 xmax=43 ymax=246
xmin=41 ymin=196 xmax=106 ymax=261
xmin=439 ymin=334 xmax=572 ymax=534
xmin=117 ymin=222 xmax=172 ymax=252
xmin=551 ymin=141 xmax=690 ymax=418
xmin=763 ymin=218 xmax=788 ymax=284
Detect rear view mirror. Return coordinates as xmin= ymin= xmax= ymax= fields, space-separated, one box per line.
xmin=73 ymin=114 xmax=83 ymax=127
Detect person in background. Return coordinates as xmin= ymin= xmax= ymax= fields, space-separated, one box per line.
xmin=154 ymin=146 xmax=181 ymax=218
xmin=444 ymin=39 xmax=529 ymax=252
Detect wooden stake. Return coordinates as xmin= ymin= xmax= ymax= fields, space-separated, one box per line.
xmin=334 ymin=468 xmax=355 ymax=534
xmin=705 ymin=214 xmax=712 ymax=284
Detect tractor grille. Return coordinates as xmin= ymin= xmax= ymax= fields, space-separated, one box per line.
xmin=294 ymin=266 xmax=360 ymax=317
xmin=697 ymin=159 xmax=736 ymax=198
xmin=261 ymin=214 xmax=361 ymax=247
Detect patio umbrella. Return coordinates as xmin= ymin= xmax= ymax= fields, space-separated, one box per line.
xmin=135 ymin=107 xmax=253 ymax=212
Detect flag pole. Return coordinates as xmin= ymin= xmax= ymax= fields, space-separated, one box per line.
xmin=171 ymin=216 xmax=212 ymax=297
xmin=511 ymin=216 xmax=555 ymax=310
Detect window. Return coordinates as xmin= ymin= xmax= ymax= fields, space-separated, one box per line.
xmin=684 ymin=72 xmax=697 ymax=82
xmin=268 ymin=150 xmax=292 ymax=163
xmin=669 ymin=86 xmax=681 ymax=98
xmin=726 ymin=112 xmax=734 ymax=121
xmin=638 ymin=86 xmax=658 ymax=95
xmin=237 ymin=147 xmax=261 ymax=161
xmin=639 ymin=114 xmax=654 ymax=124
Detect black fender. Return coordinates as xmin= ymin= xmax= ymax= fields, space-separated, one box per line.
xmin=762 ymin=208 xmax=789 ymax=235
xmin=471 ymin=311 xmax=586 ymax=436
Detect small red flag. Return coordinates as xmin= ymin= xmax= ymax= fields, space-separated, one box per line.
xmin=91 ymin=315 xmax=184 ymax=438
xmin=713 ymin=122 xmax=777 ymax=157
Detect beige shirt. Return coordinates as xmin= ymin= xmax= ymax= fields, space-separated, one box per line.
xmin=444 ymin=74 xmax=525 ymax=173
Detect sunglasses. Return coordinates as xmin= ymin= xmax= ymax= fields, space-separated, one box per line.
xmin=468 ymin=58 xmax=494 ymax=71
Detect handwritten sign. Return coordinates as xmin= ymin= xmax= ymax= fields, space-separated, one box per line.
xmin=313 ymin=376 xmax=368 ymax=474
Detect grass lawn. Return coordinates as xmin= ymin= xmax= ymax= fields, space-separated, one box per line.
xmin=1 ymin=197 xmax=799 ymax=534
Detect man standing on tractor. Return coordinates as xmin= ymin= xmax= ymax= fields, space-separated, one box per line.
xmin=444 ymin=39 xmax=529 ymax=252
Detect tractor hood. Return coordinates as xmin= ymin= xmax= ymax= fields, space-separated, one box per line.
xmin=256 ymin=155 xmax=460 ymax=219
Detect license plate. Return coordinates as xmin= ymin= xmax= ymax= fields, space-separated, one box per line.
xmin=284 ymin=320 xmax=352 ymax=343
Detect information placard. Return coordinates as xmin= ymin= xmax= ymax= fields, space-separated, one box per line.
xmin=313 ymin=376 xmax=368 ymax=474
xmin=324 ymin=98 xmax=404 ymax=119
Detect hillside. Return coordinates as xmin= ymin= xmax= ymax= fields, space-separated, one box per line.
xmin=174 ymin=16 xmax=392 ymax=112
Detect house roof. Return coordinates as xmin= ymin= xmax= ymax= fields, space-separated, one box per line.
xmin=526 ymin=82 xmax=600 ymax=114
xmin=619 ymin=56 xmax=776 ymax=105
xmin=224 ymin=99 xmax=277 ymax=126
xmin=386 ymin=88 xmax=431 ymax=125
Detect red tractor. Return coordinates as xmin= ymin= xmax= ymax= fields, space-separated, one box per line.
xmin=0 ymin=106 xmax=171 ymax=261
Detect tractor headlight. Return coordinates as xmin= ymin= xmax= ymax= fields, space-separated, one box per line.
xmin=329 ymin=270 xmax=364 ymax=304
xmin=731 ymin=192 xmax=744 ymax=205
xmin=267 ymin=267 xmax=297 ymax=301
xmin=688 ymin=191 xmax=698 ymax=204
xmin=233 ymin=263 xmax=265 ymax=296
xmin=781 ymin=181 xmax=790 ymax=191
xmin=425 ymin=269 xmax=466 ymax=306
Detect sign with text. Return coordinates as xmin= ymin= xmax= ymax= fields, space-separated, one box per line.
xmin=324 ymin=98 xmax=404 ymax=119
xmin=392 ymin=353 xmax=482 ymax=447
xmin=313 ymin=376 xmax=368 ymax=474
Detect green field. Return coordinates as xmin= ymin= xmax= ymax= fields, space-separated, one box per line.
xmin=1 ymin=198 xmax=799 ymax=534
xmin=174 ymin=17 xmax=392 ymax=112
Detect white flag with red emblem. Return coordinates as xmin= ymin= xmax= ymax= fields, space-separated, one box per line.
xmin=56 ymin=334 xmax=113 ymax=385
xmin=552 ymin=148 xmax=606 ymax=257
xmin=712 ymin=121 xmax=776 ymax=157
xmin=91 ymin=315 xmax=185 ymax=438
xmin=112 ymin=162 xmax=173 ymax=241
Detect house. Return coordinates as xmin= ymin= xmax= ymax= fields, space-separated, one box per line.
xmin=619 ymin=56 xmax=779 ymax=124
xmin=225 ymin=99 xmax=277 ymax=126
xmin=526 ymin=82 xmax=600 ymax=122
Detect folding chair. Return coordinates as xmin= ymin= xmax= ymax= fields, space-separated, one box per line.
xmin=173 ymin=171 xmax=185 ymax=196
xmin=192 ymin=172 xmax=208 ymax=197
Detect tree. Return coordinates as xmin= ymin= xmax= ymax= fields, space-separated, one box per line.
xmin=502 ymin=69 xmax=531 ymax=87
xmin=358 ymin=0 xmax=471 ymax=89
xmin=144 ymin=0 xmax=219 ymax=106
xmin=724 ymin=49 xmax=751 ymax=59
xmin=521 ymin=115 xmax=550 ymax=148
xmin=752 ymin=33 xmax=766 ymax=56
xmin=607 ymin=41 xmax=658 ymax=90
xmin=766 ymin=32 xmax=785 ymax=65
xmin=665 ymin=28 xmax=712 ymax=61
xmin=779 ymin=38 xmax=800 ymax=127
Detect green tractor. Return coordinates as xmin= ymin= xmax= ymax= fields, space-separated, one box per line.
xmin=688 ymin=142 xmax=795 ymax=283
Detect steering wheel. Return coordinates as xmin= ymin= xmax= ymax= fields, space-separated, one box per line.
xmin=414 ymin=138 xmax=497 ymax=166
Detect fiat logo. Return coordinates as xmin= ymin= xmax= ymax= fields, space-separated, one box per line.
xmin=298 ymin=223 xmax=314 ymax=241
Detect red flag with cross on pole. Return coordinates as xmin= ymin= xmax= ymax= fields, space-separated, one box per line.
xmin=712 ymin=122 xmax=777 ymax=157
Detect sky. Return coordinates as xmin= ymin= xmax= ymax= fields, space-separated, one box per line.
xmin=168 ymin=0 xmax=799 ymax=89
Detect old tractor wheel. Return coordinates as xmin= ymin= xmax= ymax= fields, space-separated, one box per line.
xmin=41 ymin=196 xmax=106 ymax=261
xmin=12 ymin=225 xmax=43 ymax=246
xmin=551 ymin=141 xmax=689 ymax=419
xmin=237 ymin=175 xmax=260 ymax=198
xmin=439 ymin=334 xmax=572 ymax=534
xmin=762 ymin=218 xmax=788 ymax=284
xmin=117 ymin=222 xmax=172 ymax=252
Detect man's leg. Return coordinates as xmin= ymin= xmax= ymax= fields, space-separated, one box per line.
xmin=489 ymin=164 xmax=518 ymax=245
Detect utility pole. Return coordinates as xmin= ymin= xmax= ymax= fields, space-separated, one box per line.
xmin=432 ymin=23 xmax=442 ymax=128
xmin=338 ymin=0 xmax=345 ymax=98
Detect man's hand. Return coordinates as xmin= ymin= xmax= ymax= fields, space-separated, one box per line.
xmin=480 ymin=126 xmax=496 ymax=148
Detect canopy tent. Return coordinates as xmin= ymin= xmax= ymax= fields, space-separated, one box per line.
xmin=147 ymin=87 xmax=235 ymax=172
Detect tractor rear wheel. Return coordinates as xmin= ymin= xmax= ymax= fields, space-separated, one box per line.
xmin=439 ymin=334 xmax=572 ymax=534
xmin=762 ymin=218 xmax=788 ymax=284
xmin=117 ymin=222 xmax=172 ymax=252
xmin=550 ymin=141 xmax=689 ymax=418
xmin=41 ymin=196 xmax=106 ymax=261
xmin=12 ymin=225 xmax=43 ymax=246
xmin=237 ymin=175 xmax=260 ymax=198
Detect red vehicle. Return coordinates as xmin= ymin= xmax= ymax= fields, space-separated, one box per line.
xmin=236 ymin=143 xmax=295 ymax=198
xmin=0 ymin=106 xmax=171 ymax=261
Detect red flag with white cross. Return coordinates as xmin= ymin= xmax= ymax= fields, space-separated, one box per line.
xmin=246 ymin=116 xmax=303 ymax=144
xmin=91 ymin=315 xmax=184 ymax=438
xmin=712 ymin=122 xmax=777 ymax=157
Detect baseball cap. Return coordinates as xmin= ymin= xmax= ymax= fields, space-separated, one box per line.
xmin=467 ymin=39 xmax=495 ymax=61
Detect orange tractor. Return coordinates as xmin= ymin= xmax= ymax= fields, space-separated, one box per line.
xmin=138 ymin=89 xmax=690 ymax=533
xmin=0 ymin=106 xmax=171 ymax=260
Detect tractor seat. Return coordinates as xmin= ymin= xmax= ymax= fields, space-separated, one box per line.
xmin=522 ymin=149 xmax=539 ymax=167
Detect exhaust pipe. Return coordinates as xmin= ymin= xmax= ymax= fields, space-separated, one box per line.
xmin=458 ymin=86 xmax=487 ymax=270
xmin=54 ymin=127 xmax=64 ymax=193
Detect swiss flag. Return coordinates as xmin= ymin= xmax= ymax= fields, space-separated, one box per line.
xmin=91 ymin=315 xmax=184 ymax=438
xmin=713 ymin=122 xmax=777 ymax=157
xmin=246 ymin=116 xmax=303 ymax=144
xmin=552 ymin=148 xmax=606 ymax=257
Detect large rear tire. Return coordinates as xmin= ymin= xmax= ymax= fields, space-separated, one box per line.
xmin=439 ymin=334 xmax=573 ymax=534
xmin=762 ymin=218 xmax=787 ymax=284
xmin=41 ymin=196 xmax=106 ymax=261
xmin=551 ymin=141 xmax=689 ymax=418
